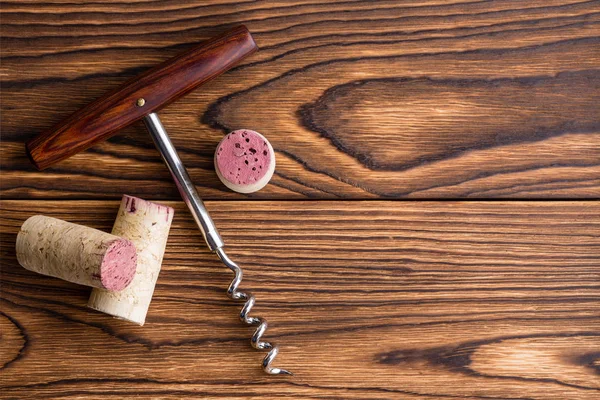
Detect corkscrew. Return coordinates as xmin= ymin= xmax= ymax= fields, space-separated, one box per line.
xmin=145 ymin=113 xmax=291 ymax=375
xmin=216 ymin=248 xmax=292 ymax=375
xmin=25 ymin=27 xmax=291 ymax=375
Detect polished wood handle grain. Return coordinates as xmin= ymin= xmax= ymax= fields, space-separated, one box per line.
xmin=26 ymin=25 xmax=258 ymax=170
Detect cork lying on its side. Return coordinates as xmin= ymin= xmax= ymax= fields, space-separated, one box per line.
xmin=88 ymin=195 xmax=174 ymax=325
xmin=16 ymin=215 xmax=137 ymax=291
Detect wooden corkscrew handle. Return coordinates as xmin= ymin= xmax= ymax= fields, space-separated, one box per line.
xmin=26 ymin=25 xmax=258 ymax=170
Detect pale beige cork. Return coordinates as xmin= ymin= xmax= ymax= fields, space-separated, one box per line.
xmin=16 ymin=215 xmax=137 ymax=291
xmin=88 ymin=195 xmax=174 ymax=325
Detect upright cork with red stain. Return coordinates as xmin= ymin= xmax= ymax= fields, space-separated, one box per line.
xmin=214 ymin=129 xmax=275 ymax=194
xmin=88 ymin=195 xmax=174 ymax=325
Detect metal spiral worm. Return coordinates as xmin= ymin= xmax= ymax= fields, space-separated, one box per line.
xmin=215 ymin=248 xmax=292 ymax=375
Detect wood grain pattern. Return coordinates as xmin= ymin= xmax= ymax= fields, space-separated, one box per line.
xmin=1 ymin=200 xmax=599 ymax=399
xmin=1 ymin=1 xmax=599 ymax=399
xmin=26 ymin=25 xmax=257 ymax=170
xmin=2 ymin=0 xmax=599 ymax=199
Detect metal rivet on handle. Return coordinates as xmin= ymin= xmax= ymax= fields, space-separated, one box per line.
xmin=136 ymin=98 xmax=146 ymax=107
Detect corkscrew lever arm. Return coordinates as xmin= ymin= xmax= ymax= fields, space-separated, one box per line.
xmin=143 ymin=113 xmax=291 ymax=375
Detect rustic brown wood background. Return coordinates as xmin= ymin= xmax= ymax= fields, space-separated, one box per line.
xmin=1 ymin=1 xmax=599 ymax=399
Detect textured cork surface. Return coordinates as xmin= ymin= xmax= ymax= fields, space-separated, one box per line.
xmin=88 ymin=195 xmax=174 ymax=325
xmin=214 ymin=129 xmax=275 ymax=193
xmin=16 ymin=215 xmax=136 ymax=290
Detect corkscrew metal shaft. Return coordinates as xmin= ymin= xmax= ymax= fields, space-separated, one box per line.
xmin=144 ymin=113 xmax=290 ymax=375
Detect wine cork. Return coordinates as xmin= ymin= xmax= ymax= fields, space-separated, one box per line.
xmin=88 ymin=195 xmax=174 ymax=325
xmin=214 ymin=129 xmax=275 ymax=193
xmin=16 ymin=215 xmax=137 ymax=291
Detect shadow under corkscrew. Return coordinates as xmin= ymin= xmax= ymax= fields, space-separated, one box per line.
xmin=215 ymin=248 xmax=292 ymax=375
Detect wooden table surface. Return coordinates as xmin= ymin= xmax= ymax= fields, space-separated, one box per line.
xmin=1 ymin=1 xmax=599 ymax=399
